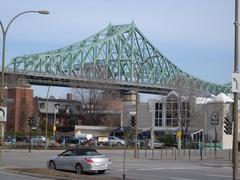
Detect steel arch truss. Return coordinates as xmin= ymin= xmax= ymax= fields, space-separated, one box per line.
xmin=8 ymin=23 xmax=231 ymax=95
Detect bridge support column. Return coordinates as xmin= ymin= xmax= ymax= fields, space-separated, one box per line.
xmin=121 ymin=90 xmax=137 ymax=104
xmin=121 ymin=90 xmax=137 ymax=127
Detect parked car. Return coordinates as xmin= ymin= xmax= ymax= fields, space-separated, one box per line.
xmin=59 ymin=136 xmax=88 ymax=145
xmin=77 ymin=137 xmax=88 ymax=145
xmin=88 ymin=136 xmax=109 ymax=146
xmin=148 ymin=140 xmax=165 ymax=149
xmin=4 ymin=136 xmax=15 ymax=145
xmin=125 ymin=138 xmax=147 ymax=148
xmin=58 ymin=136 xmax=74 ymax=144
xmin=32 ymin=136 xmax=46 ymax=143
xmin=47 ymin=148 xmax=111 ymax=174
xmin=15 ymin=136 xmax=29 ymax=143
xmin=108 ymin=136 xmax=125 ymax=146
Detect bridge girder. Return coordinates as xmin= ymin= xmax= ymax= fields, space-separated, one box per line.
xmin=8 ymin=23 xmax=231 ymax=95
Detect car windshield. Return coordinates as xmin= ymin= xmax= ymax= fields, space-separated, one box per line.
xmin=84 ymin=150 xmax=100 ymax=156
xmin=75 ymin=149 xmax=100 ymax=156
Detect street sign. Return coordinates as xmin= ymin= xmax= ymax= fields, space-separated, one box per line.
xmin=224 ymin=113 xmax=232 ymax=135
xmin=232 ymin=73 xmax=240 ymax=92
xmin=0 ymin=107 xmax=7 ymax=122
xmin=211 ymin=111 xmax=219 ymax=125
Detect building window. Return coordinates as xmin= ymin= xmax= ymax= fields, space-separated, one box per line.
xmin=165 ymin=93 xmax=191 ymax=128
xmin=39 ymin=102 xmax=45 ymax=109
xmin=166 ymin=93 xmax=179 ymax=127
xmin=154 ymin=103 xmax=163 ymax=126
xmin=181 ymin=101 xmax=190 ymax=127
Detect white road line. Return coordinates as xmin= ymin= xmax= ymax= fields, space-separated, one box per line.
xmin=112 ymin=167 xmax=201 ymax=171
xmin=206 ymin=174 xmax=240 ymax=179
xmin=170 ymin=177 xmax=196 ymax=180
xmin=112 ymin=169 xmax=129 ymax=172
xmin=138 ymin=167 xmax=165 ymax=170
xmin=138 ymin=167 xmax=201 ymax=171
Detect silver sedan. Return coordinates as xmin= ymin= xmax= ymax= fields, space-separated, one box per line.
xmin=47 ymin=148 xmax=111 ymax=174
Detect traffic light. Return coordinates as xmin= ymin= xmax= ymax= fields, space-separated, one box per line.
xmin=28 ymin=116 xmax=34 ymax=127
xmin=224 ymin=114 xmax=232 ymax=135
xmin=131 ymin=115 xmax=136 ymax=127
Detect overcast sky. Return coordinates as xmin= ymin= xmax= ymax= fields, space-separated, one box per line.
xmin=0 ymin=0 xmax=235 ymax=98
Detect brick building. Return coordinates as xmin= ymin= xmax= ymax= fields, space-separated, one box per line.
xmin=5 ymin=87 xmax=122 ymax=137
xmin=6 ymin=87 xmax=33 ymax=133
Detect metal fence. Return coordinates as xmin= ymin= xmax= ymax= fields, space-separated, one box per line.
xmin=3 ymin=141 xmax=235 ymax=162
xmin=134 ymin=148 xmax=233 ymax=161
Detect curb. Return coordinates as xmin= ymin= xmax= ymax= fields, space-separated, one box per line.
xmin=200 ymin=163 xmax=233 ymax=168
xmin=0 ymin=168 xmax=126 ymax=180
xmin=3 ymin=169 xmax=64 ymax=180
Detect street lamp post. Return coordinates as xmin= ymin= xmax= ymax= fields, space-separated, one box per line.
xmin=233 ymin=0 xmax=239 ymax=179
xmin=53 ymin=104 xmax=59 ymax=141
xmin=0 ymin=10 xmax=49 ymax=105
xmin=0 ymin=9 xmax=49 ymax=165
xmin=134 ymin=55 xmax=159 ymax=159
xmin=45 ymin=85 xmax=50 ymax=150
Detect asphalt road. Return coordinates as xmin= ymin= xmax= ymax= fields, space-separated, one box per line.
xmin=108 ymin=159 xmax=236 ymax=180
xmin=0 ymin=149 xmax=240 ymax=180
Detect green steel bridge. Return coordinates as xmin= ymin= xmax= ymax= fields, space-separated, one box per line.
xmin=6 ymin=23 xmax=231 ymax=95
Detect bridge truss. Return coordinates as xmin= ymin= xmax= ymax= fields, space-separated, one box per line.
xmin=8 ymin=23 xmax=231 ymax=95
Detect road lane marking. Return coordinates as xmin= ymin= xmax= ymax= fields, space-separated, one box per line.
xmin=138 ymin=167 xmax=165 ymax=170
xmin=170 ymin=177 xmax=196 ymax=180
xmin=112 ymin=167 xmax=202 ymax=171
xmin=138 ymin=167 xmax=201 ymax=171
xmin=206 ymin=174 xmax=239 ymax=179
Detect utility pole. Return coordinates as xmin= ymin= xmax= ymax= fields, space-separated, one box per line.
xmin=233 ymin=0 xmax=239 ymax=179
xmin=28 ymin=116 xmax=33 ymax=153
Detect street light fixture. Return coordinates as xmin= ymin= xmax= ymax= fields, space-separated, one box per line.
xmin=0 ymin=9 xmax=49 ymax=164
xmin=0 ymin=10 xmax=49 ymax=105
xmin=38 ymin=10 xmax=50 ymax=15
xmin=134 ymin=55 xmax=159 ymax=159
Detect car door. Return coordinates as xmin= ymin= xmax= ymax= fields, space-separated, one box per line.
xmin=108 ymin=136 xmax=114 ymax=145
xmin=55 ymin=150 xmax=74 ymax=170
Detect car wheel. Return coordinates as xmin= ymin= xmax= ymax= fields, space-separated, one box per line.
xmin=75 ymin=163 xmax=83 ymax=174
xmin=98 ymin=170 xmax=106 ymax=174
xmin=49 ymin=161 xmax=56 ymax=170
xmin=117 ymin=142 xmax=122 ymax=147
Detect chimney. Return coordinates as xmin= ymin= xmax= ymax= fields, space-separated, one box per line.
xmin=67 ymin=93 xmax=73 ymax=100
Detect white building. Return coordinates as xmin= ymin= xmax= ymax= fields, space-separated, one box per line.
xmin=122 ymin=91 xmax=238 ymax=149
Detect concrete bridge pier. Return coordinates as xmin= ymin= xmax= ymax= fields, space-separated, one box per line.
xmin=120 ymin=90 xmax=137 ymax=128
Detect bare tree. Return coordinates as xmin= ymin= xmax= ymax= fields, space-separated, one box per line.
xmin=71 ymin=85 xmax=122 ymax=128
xmin=170 ymin=76 xmax=201 ymax=148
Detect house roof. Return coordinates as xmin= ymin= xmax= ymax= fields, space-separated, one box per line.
xmin=210 ymin=93 xmax=233 ymax=103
